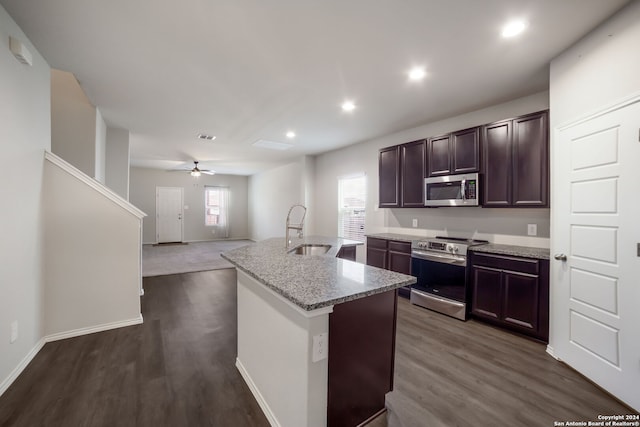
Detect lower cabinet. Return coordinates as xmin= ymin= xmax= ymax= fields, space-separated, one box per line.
xmin=366 ymin=238 xmax=388 ymax=269
xmin=367 ymin=237 xmax=412 ymax=297
xmin=469 ymin=252 xmax=549 ymax=342
xmin=336 ymin=245 xmax=357 ymax=261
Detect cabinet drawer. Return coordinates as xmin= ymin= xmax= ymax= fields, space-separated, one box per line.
xmin=367 ymin=238 xmax=388 ymax=249
xmin=388 ymin=240 xmax=411 ymax=254
xmin=472 ymin=253 xmax=539 ymax=275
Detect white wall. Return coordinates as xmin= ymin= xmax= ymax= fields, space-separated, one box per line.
xmin=94 ymin=108 xmax=107 ymax=184
xmin=550 ymin=0 xmax=640 ymax=128
xmin=130 ymin=167 xmax=249 ymax=243
xmin=248 ymin=157 xmax=311 ymax=242
xmin=105 ymin=127 xmax=130 ymax=200
xmin=43 ymin=157 xmax=143 ymax=336
xmin=0 ymin=5 xmax=50 ymax=394
xmin=51 ymin=69 xmax=97 ymax=177
xmin=314 ymin=91 xmax=551 ymax=247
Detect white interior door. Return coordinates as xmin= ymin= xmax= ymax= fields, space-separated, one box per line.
xmin=156 ymin=187 xmax=184 ymax=243
xmin=553 ymin=98 xmax=640 ymax=410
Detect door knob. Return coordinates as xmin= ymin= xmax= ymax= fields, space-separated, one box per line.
xmin=554 ymin=253 xmax=567 ymax=261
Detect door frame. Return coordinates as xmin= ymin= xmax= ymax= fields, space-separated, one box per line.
xmin=155 ymin=186 xmax=184 ymax=244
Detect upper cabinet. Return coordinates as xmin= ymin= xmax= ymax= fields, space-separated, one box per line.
xmin=379 ymin=145 xmax=400 ymax=208
xmin=427 ymin=127 xmax=480 ymax=177
xmin=482 ymin=111 xmax=549 ymax=207
xmin=379 ymin=140 xmax=425 ymax=208
xmin=378 ymin=110 xmax=548 ymax=209
xmin=400 ymin=140 xmax=426 ymax=207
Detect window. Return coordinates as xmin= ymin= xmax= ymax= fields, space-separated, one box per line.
xmin=338 ymin=174 xmax=366 ymax=242
xmin=205 ymin=186 xmax=230 ymax=237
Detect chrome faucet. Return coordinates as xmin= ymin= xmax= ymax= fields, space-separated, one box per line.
xmin=285 ymin=204 xmax=307 ymax=248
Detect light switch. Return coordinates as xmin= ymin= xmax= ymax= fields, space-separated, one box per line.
xmin=412 ymin=219 xmax=418 ymax=228
xmin=527 ymin=224 xmax=537 ymax=236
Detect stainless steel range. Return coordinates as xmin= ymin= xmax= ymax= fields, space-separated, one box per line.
xmin=410 ymin=236 xmax=487 ymax=320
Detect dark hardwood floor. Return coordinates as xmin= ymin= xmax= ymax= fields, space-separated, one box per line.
xmin=0 ymin=269 xmax=269 ymax=427
xmin=0 ymin=270 xmax=633 ymax=427
xmin=393 ymin=297 xmax=633 ymax=426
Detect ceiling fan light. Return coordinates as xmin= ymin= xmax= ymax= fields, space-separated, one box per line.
xmin=191 ymin=169 xmax=201 ymax=177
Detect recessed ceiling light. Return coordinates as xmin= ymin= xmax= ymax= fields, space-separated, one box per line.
xmin=198 ymin=134 xmax=216 ymax=141
xmin=501 ymin=20 xmax=527 ymax=38
xmin=408 ymin=67 xmax=426 ymax=81
xmin=286 ymin=131 xmax=296 ymax=139
xmin=341 ymin=101 xmax=356 ymax=112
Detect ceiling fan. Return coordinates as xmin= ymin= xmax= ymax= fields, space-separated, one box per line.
xmin=189 ymin=161 xmax=215 ymax=176
xmin=170 ymin=161 xmax=216 ymax=176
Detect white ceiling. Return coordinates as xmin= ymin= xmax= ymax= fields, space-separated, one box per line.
xmin=1 ymin=0 xmax=629 ymax=175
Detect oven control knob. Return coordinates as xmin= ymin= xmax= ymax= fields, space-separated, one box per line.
xmin=451 ymin=245 xmax=459 ymax=254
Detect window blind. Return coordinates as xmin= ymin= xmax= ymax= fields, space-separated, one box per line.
xmin=338 ymin=175 xmax=366 ymax=242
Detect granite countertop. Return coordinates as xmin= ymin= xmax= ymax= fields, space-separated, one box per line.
xmin=365 ymin=233 xmax=423 ymax=242
xmin=221 ymin=236 xmax=416 ymax=311
xmin=470 ymin=243 xmax=550 ymax=260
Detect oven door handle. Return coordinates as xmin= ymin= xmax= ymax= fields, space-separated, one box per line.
xmin=411 ymin=251 xmax=467 ymax=266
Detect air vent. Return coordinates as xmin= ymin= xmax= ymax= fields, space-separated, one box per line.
xmin=198 ymin=134 xmax=216 ymax=141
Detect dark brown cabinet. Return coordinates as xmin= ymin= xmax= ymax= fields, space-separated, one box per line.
xmin=379 ymin=146 xmax=400 ymax=208
xmin=367 ymin=237 xmax=412 ymax=297
xmin=336 ymin=245 xmax=357 ymax=261
xmin=328 ymin=290 xmax=397 ymax=426
xmin=388 ymin=241 xmax=412 ymax=276
xmin=366 ymin=237 xmax=388 ymax=269
xmin=427 ymin=127 xmax=480 ymax=177
xmin=379 ymin=140 xmax=425 ymax=208
xmin=400 ymin=140 xmax=426 ymax=207
xmin=427 ymin=134 xmax=451 ymax=177
xmin=482 ymin=111 xmax=549 ymax=207
xmin=469 ymin=251 xmax=549 ymax=342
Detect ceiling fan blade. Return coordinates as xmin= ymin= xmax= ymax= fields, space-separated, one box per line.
xmin=201 ymin=170 xmax=216 ymax=175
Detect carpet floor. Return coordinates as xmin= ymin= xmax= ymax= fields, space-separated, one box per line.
xmin=142 ymin=239 xmax=252 ymax=277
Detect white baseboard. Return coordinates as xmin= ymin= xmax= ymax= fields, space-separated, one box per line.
xmin=546 ymin=344 xmax=560 ymax=360
xmin=236 ymin=357 xmax=280 ymax=427
xmin=0 ymin=338 xmax=46 ymax=397
xmin=44 ymin=314 xmax=144 ymax=343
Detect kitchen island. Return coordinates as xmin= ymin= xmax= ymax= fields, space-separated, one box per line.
xmin=222 ymin=237 xmax=416 ymax=427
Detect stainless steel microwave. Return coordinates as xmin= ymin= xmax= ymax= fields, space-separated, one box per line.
xmin=424 ymin=173 xmax=479 ymax=207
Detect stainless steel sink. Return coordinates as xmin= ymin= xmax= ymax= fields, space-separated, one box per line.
xmin=289 ymin=244 xmax=331 ymax=256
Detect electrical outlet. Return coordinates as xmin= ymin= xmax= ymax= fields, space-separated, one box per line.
xmin=312 ymin=333 xmax=328 ymax=362
xmin=412 ymin=219 xmax=418 ymax=228
xmin=527 ymin=224 xmax=537 ymax=236
xmin=10 ymin=321 xmax=18 ymax=344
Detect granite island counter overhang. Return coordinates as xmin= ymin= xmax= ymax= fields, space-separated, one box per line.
xmin=222 ymin=237 xmax=416 ymax=427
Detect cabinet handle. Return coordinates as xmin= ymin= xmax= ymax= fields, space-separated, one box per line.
xmin=554 ymin=253 xmax=567 ymax=261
